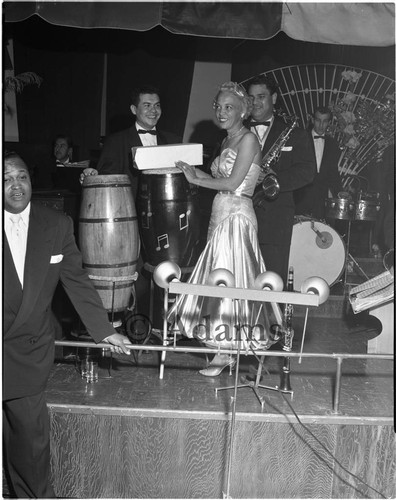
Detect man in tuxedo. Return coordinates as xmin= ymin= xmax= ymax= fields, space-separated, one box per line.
xmin=81 ymin=84 xmax=181 ymax=199
xmin=294 ymin=106 xmax=343 ymax=220
xmin=80 ymin=84 xmax=181 ymax=323
xmin=246 ymin=75 xmax=316 ymax=285
xmin=3 ymin=152 xmax=131 ymax=498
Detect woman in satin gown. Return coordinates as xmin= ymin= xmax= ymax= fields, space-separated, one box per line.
xmin=168 ymin=81 xmax=283 ymax=376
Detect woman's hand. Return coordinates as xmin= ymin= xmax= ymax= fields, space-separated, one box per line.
xmin=175 ymin=161 xmax=197 ymax=183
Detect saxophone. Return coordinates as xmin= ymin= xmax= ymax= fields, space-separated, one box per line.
xmin=255 ymin=117 xmax=298 ymax=204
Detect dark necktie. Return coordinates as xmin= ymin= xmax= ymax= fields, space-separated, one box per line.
xmin=138 ymin=129 xmax=157 ymax=135
xmin=314 ymin=135 xmax=325 ymax=139
xmin=251 ymin=121 xmax=271 ymax=127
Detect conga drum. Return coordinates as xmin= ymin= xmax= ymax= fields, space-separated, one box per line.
xmin=79 ymin=175 xmax=140 ymax=313
xmin=325 ymin=197 xmax=355 ymax=220
xmin=136 ymin=168 xmax=200 ymax=269
xmin=355 ymin=192 xmax=381 ymax=221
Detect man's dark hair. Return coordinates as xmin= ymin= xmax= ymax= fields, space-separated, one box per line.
xmin=313 ymin=106 xmax=332 ymax=119
xmin=130 ymin=85 xmax=161 ymax=106
xmin=245 ymin=75 xmax=279 ymax=95
xmin=54 ymin=134 xmax=73 ymax=148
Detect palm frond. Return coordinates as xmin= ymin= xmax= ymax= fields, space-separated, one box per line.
xmin=4 ymin=72 xmax=43 ymax=93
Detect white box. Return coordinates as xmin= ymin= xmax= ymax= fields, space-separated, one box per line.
xmin=132 ymin=143 xmax=203 ymax=170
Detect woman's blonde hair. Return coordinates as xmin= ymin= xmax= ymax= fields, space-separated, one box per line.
xmin=214 ymin=81 xmax=252 ymax=118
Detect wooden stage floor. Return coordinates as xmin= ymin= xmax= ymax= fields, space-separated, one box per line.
xmin=4 ymin=312 xmax=393 ymax=499
xmin=48 ymin=313 xmax=393 ymax=423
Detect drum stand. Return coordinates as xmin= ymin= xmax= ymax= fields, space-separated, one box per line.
xmin=217 ymin=351 xmax=293 ymax=408
xmin=343 ymin=220 xmax=369 ymax=287
xmin=215 ymin=299 xmax=293 ymax=409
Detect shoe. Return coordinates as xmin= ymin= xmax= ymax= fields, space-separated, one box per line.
xmin=199 ymin=354 xmax=235 ymax=377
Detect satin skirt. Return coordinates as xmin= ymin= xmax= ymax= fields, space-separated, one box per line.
xmin=167 ymin=193 xmax=283 ymax=350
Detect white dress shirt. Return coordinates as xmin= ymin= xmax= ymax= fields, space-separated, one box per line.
xmin=312 ymin=130 xmax=325 ymax=173
xmin=56 ymin=158 xmax=71 ymax=167
xmin=136 ymin=123 xmax=158 ymax=147
xmin=250 ymin=116 xmax=274 ymax=148
xmin=5 ymin=203 xmax=30 ymax=287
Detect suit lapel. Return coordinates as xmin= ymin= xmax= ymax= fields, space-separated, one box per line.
xmin=3 ymin=236 xmax=23 ymax=317
xmin=156 ymin=131 xmax=167 ymax=145
xmin=320 ymin=139 xmax=331 ymax=173
xmin=7 ymin=205 xmax=56 ymax=335
xmin=309 ymin=135 xmax=318 ymax=171
xmin=130 ymin=126 xmax=144 ymax=147
xmin=261 ymin=118 xmax=285 ymax=159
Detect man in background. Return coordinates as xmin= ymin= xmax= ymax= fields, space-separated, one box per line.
xmin=54 ymin=134 xmax=73 ymax=166
xmin=246 ymin=75 xmax=316 ymax=285
xmin=294 ymin=106 xmax=343 ymax=220
xmin=52 ymin=134 xmax=81 ymax=193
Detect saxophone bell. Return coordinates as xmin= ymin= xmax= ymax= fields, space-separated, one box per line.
xmin=261 ymin=168 xmax=280 ymax=200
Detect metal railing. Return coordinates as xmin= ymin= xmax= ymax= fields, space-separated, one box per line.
xmin=54 ymin=339 xmax=393 ymax=414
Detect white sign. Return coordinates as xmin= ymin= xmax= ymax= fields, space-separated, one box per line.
xmin=132 ymin=143 xmax=203 ymax=170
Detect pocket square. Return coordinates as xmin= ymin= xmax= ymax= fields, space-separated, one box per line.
xmin=282 ymin=146 xmax=293 ymax=151
xmin=50 ymin=254 xmax=63 ymax=264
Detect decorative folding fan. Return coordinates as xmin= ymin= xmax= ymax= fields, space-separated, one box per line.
xmin=240 ymin=64 xmax=395 ymax=189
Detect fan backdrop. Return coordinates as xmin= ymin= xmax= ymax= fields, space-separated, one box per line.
xmin=240 ymin=64 xmax=395 ymax=189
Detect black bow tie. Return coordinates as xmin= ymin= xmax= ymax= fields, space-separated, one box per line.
xmin=138 ymin=129 xmax=157 ymax=135
xmin=314 ymin=135 xmax=325 ymax=139
xmin=251 ymin=121 xmax=271 ymax=127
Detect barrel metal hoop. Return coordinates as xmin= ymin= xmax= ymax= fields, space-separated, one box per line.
xmin=84 ymin=261 xmax=138 ymax=269
xmin=83 ymin=183 xmax=131 ymax=188
xmin=88 ymin=272 xmax=138 ymax=282
xmin=143 ymin=262 xmax=195 ymax=274
xmin=79 ymin=216 xmax=137 ymax=223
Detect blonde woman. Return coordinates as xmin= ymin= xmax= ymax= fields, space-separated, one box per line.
xmin=169 ymin=82 xmax=282 ymax=376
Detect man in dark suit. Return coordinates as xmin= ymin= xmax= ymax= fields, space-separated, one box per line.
xmin=51 ymin=134 xmax=83 ymax=195
xmin=294 ymin=106 xmax=343 ymax=220
xmin=81 ymin=84 xmax=181 ymax=199
xmin=246 ymin=75 xmax=316 ymax=285
xmin=80 ymin=84 xmax=181 ymax=323
xmin=3 ymin=152 xmax=131 ymax=498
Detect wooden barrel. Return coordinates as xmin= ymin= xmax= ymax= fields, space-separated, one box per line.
xmin=79 ymin=175 xmax=140 ymax=313
xmin=136 ymin=168 xmax=200 ymax=269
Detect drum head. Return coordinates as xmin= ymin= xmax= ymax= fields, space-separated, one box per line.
xmin=289 ymin=219 xmax=346 ymax=290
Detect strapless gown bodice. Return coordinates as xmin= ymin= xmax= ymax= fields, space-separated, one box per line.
xmin=211 ymin=148 xmax=260 ymax=197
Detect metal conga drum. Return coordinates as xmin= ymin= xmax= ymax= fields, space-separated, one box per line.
xmin=79 ymin=175 xmax=140 ymax=312
xmin=136 ymin=168 xmax=200 ymax=268
xmin=355 ymin=192 xmax=381 ymax=221
xmin=325 ymin=197 xmax=355 ymax=220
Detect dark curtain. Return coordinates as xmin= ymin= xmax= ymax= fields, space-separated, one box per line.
xmin=5 ymin=17 xmax=104 ymax=187
xmin=5 ymin=18 xmax=195 ymax=188
xmin=104 ymin=26 xmax=195 ymax=138
xmin=231 ymin=31 xmax=396 ymax=84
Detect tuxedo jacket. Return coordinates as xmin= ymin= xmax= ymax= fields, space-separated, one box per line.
xmin=251 ymin=116 xmax=316 ymax=247
xmin=3 ymin=202 xmax=115 ymax=400
xmin=96 ymin=125 xmax=181 ymax=198
xmin=294 ymin=134 xmax=342 ymax=220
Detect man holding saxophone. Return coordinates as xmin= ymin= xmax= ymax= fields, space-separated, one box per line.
xmin=246 ymin=75 xmax=316 ymax=285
